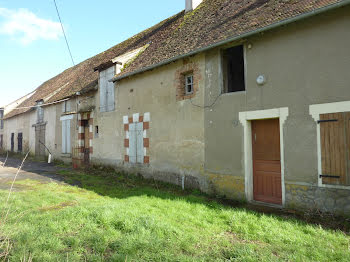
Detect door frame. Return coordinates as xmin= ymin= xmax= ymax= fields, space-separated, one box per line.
xmin=239 ymin=107 xmax=289 ymax=206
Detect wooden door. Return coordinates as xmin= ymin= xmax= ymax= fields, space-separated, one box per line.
xmin=11 ymin=133 xmax=14 ymax=152
xmin=83 ymin=121 xmax=90 ymax=164
xmin=252 ymin=118 xmax=282 ymax=205
xmin=35 ymin=125 xmax=46 ymax=156
xmin=18 ymin=133 xmax=23 ymax=152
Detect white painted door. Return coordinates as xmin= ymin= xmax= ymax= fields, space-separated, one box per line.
xmin=129 ymin=122 xmax=144 ymax=164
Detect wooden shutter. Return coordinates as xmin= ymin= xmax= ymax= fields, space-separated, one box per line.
xmin=62 ymin=120 xmax=67 ymax=153
xmin=319 ymin=112 xmax=348 ymax=185
xmin=129 ymin=123 xmax=137 ymax=163
xmin=99 ymin=70 xmax=107 ymax=112
xmin=66 ymin=120 xmax=71 ymax=154
xmin=106 ymin=66 xmax=115 ymax=112
xmin=136 ymin=122 xmax=144 ymax=163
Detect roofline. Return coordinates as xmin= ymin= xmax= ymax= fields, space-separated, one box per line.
xmin=112 ymin=0 xmax=350 ymax=82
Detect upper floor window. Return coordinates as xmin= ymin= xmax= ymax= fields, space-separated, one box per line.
xmin=99 ymin=66 xmax=115 ymax=112
xmin=222 ymin=45 xmax=245 ymax=93
xmin=37 ymin=100 xmax=44 ymax=123
xmin=62 ymin=100 xmax=71 ymax=113
xmin=185 ymin=74 xmax=194 ymax=95
xmin=0 ymin=108 xmax=4 ymax=130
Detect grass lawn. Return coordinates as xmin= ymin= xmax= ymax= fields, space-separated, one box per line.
xmin=0 ymin=167 xmax=349 ymax=261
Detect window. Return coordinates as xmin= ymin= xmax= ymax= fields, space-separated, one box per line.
xmin=18 ymin=133 xmax=23 ymax=152
xmin=185 ymin=74 xmax=194 ymax=95
xmin=222 ymin=45 xmax=245 ymax=93
xmin=61 ymin=119 xmax=71 ymax=154
xmin=37 ymin=101 xmax=44 ymax=123
xmin=0 ymin=134 xmax=3 ymax=149
xmin=318 ymin=112 xmax=350 ymax=186
xmin=99 ymin=66 xmax=115 ymax=112
xmin=95 ymin=126 xmax=99 ymax=138
xmin=62 ymin=100 xmax=71 ymax=113
xmin=0 ymin=108 xmax=4 ymax=129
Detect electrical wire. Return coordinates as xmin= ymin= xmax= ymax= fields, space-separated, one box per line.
xmin=189 ymin=93 xmax=223 ymax=109
xmin=53 ymin=0 xmax=75 ymax=66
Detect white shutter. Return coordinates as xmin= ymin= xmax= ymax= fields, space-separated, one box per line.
xmin=99 ymin=70 xmax=107 ymax=112
xmin=136 ymin=122 xmax=144 ymax=163
xmin=66 ymin=101 xmax=71 ymax=112
xmin=62 ymin=120 xmax=67 ymax=153
xmin=66 ymin=120 xmax=71 ymax=153
xmin=106 ymin=66 xmax=115 ymax=111
xmin=62 ymin=102 xmax=66 ymax=113
xmin=129 ymin=123 xmax=137 ymax=163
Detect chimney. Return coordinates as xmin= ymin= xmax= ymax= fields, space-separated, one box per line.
xmin=185 ymin=0 xmax=203 ymax=13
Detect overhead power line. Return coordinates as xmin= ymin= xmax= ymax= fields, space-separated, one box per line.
xmin=53 ymin=0 xmax=75 ymax=66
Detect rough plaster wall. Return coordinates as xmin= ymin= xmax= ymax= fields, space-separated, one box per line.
xmin=92 ymin=54 xmax=206 ymax=184
xmin=204 ymin=6 xmax=350 ymax=189
xmin=3 ymin=112 xmax=32 ymax=153
xmin=43 ymin=105 xmax=56 ymax=156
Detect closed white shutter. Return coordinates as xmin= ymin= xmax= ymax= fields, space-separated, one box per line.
xmin=66 ymin=120 xmax=71 ymax=153
xmin=106 ymin=66 xmax=115 ymax=111
xmin=62 ymin=120 xmax=67 ymax=153
xmin=99 ymin=70 xmax=107 ymax=112
xmin=136 ymin=122 xmax=144 ymax=163
xmin=129 ymin=123 xmax=137 ymax=163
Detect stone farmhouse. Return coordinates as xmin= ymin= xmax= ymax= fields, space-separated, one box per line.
xmin=1 ymin=0 xmax=350 ymax=215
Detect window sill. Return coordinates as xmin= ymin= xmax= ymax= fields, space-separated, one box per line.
xmin=318 ymin=183 xmax=350 ymax=190
xmin=221 ymin=90 xmax=246 ymax=96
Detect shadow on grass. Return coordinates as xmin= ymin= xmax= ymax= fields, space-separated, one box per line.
xmin=1 ymin=154 xmax=350 ymax=234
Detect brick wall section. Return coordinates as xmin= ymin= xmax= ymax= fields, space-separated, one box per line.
xmin=123 ymin=113 xmax=150 ymax=164
xmin=175 ymin=62 xmax=201 ymax=101
xmin=77 ymin=112 xmax=94 ymax=157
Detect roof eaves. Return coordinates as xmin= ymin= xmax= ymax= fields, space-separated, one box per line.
xmin=111 ymin=0 xmax=350 ymax=83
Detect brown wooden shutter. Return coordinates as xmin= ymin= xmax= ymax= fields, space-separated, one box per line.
xmin=319 ymin=112 xmax=348 ymax=185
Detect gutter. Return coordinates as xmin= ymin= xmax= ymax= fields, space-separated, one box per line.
xmin=112 ymin=0 xmax=350 ymax=82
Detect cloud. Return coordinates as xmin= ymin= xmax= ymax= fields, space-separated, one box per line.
xmin=0 ymin=7 xmax=62 ymax=44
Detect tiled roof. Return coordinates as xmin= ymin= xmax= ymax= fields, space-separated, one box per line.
xmin=5 ymin=0 xmax=348 ymax=119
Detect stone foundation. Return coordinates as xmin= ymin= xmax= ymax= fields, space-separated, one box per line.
xmin=285 ymin=183 xmax=350 ymax=216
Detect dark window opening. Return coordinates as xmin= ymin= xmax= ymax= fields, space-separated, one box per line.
xmin=0 ymin=108 xmax=4 ymax=129
xmin=18 ymin=133 xmax=23 ymax=152
xmin=222 ymin=45 xmax=245 ymax=93
xmin=95 ymin=126 xmax=99 ymax=138
xmin=185 ymin=74 xmax=194 ymax=95
xmin=0 ymin=134 xmax=3 ymax=149
xmin=11 ymin=133 xmax=14 ymax=152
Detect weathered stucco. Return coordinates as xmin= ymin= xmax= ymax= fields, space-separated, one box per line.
xmin=92 ymin=54 xmax=207 ymax=189
xmin=204 ymin=6 xmax=350 ymax=211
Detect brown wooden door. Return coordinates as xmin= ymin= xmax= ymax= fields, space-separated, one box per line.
xmin=35 ymin=125 xmax=46 ymax=156
xmin=252 ymin=118 xmax=282 ymax=205
xmin=83 ymin=121 xmax=90 ymax=164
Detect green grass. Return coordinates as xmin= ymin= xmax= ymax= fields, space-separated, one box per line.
xmin=0 ymin=168 xmax=349 ymax=261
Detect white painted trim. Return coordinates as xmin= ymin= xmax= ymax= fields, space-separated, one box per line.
xmin=133 ymin=113 xmax=139 ymax=123
xmin=60 ymin=115 xmax=74 ymax=121
xmin=123 ymin=116 xmax=129 ymax=124
xmin=239 ymin=107 xmax=289 ymax=206
xmin=144 ymin=112 xmax=150 ymax=122
xmin=309 ymin=100 xmax=350 ymax=190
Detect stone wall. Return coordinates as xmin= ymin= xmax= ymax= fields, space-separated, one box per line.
xmin=285 ymin=183 xmax=350 ymax=216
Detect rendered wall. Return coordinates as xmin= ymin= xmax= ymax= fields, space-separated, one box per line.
xmin=204 ymin=6 xmax=350 ymax=213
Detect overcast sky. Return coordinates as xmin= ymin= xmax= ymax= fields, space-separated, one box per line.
xmin=0 ymin=0 xmax=184 ymax=107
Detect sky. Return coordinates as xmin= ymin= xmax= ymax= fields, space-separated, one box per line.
xmin=0 ymin=0 xmax=184 ymax=107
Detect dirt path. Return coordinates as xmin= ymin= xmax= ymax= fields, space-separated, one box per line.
xmin=0 ymin=156 xmax=70 ymax=191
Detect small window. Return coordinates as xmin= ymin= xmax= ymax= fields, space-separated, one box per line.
xmin=185 ymin=74 xmax=194 ymax=95
xmin=95 ymin=126 xmax=99 ymax=138
xmin=18 ymin=133 xmax=23 ymax=152
xmin=222 ymin=45 xmax=245 ymax=93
